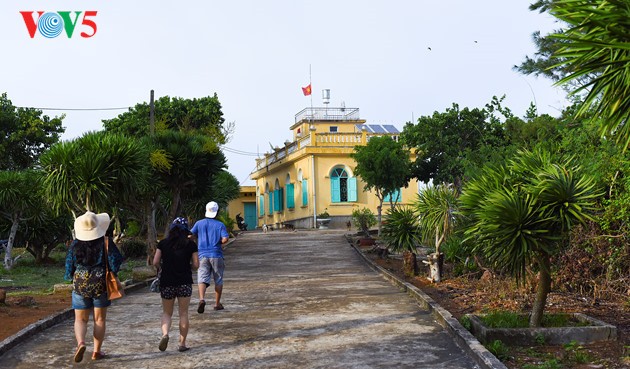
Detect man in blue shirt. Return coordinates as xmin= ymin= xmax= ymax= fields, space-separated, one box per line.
xmin=190 ymin=201 xmax=229 ymax=313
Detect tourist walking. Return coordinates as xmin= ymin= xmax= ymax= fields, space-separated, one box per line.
xmin=153 ymin=217 xmax=199 ymax=352
xmin=64 ymin=211 xmax=123 ymax=362
xmin=190 ymin=201 xmax=229 ymax=313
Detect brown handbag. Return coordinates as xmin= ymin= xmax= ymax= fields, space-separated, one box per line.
xmin=104 ymin=237 xmax=124 ymax=300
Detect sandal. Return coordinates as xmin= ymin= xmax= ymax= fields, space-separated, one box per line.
xmin=178 ymin=345 xmax=190 ymax=352
xmin=74 ymin=342 xmax=86 ymax=363
xmin=197 ymin=300 xmax=206 ymax=314
xmin=159 ymin=334 xmax=169 ymax=351
xmin=213 ymin=303 xmax=224 ymax=311
xmin=91 ymin=351 xmax=106 ymax=360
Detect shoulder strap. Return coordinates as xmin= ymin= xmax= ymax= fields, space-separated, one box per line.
xmin=104 ymin=237 xmax=110 ymax=272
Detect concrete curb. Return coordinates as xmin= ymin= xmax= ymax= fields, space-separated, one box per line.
xmin=0 ymin=279 xmax=151 ymax=358
xmin=346 ymin=236 xmax=507 ymax=369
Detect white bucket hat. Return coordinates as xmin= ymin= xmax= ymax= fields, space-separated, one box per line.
xmin=74 ymin=211 xmax=110 ymax=241
xmin=205 ymin=201 xmax=219 ymax=218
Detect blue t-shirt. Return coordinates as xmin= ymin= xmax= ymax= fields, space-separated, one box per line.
xmin=190 ymin=218 xmax=229 ymax=258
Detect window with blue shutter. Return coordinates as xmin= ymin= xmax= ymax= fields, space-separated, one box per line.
xmin=302 ymin=179 xmax=308 ymax=206
xmin=259 ymin=196 xmax=264 ymax=216
xmin=331 ymin=177 xmax=341 ymax=203
xmin=286 ymin=183 xmax=295 ymax=209
xmin=331 ymin=167 xmax=355 ymax=203
xmin=348 ymin=177 xmax=357 ymax=202
xmin=268 ymin=192 xmax=273 ymax=214
xmin=384 ymin=189 xmax=402 ymax=202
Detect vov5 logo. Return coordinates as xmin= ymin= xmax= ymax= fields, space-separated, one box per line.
xmin=20 ymin=11 xmax=98 ymax=38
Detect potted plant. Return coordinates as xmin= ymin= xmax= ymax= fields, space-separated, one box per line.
xmin=316 ymin=210 xmax=331 ymax=229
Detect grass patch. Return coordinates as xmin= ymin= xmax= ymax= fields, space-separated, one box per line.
xmin=0 ymin=248 xmax=67 ymax=294
xmin=479 ymin=311 xmax=590 ymax=328
xmin=0 ymin=247 xmax=148 ymax=294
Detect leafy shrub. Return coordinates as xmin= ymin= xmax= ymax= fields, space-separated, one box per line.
xmin=119 ymin=239 xmax=146 ymax=259
xmin=125 ymin=220 xmax=141 ymax=238
xmin=381 ymin=206 xmax=420 ymax=254
xmin=351 ymin=208 xmax=376 ymax=237
xmin=216 ymin=211 xmax=236 ymax=236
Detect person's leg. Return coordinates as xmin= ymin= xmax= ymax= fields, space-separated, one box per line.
xmin=161 ymin=297 xmax=175 ymax=337
xmin=73 ymin=309 xmax=90 ymax=362
xmin=211 ymin=258 xmax=225 ymax=309
xmin=197 ymin=258 xmax=210 ymax=313
xmin=92 ymin=307 xmax=108 ymax=355
xmin=71 ymin=292 xmax=91 ymax=362
xmin=177 ymin=295 xmax=191 ymax=348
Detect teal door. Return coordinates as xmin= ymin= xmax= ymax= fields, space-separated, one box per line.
xmin=244 ymin=203 xmax=256 ymax=230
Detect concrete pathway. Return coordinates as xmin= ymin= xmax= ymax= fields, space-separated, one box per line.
xmin=0 ymin=230 xmax=479 ymax=369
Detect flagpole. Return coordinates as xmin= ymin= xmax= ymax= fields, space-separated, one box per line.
xmin=309 ymin=64 xmax=313 ymax=119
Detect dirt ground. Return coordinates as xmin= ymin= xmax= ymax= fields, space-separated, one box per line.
xmin=1 ymin=252 xmax=629 ymax=368
xmin=0 ymin=291 xmax=70 ymax=341
xmin=365 ymin=250 xmax=630 ymax=369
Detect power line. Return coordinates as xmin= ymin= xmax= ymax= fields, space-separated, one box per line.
xmin=16 ymin=106 xmax=130 ymax=111
xmin=221 ymin=145 xmax=261 ymax=157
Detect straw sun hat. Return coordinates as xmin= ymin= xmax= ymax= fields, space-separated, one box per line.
xmin=74 ymin=211 xmax=110 ymax=241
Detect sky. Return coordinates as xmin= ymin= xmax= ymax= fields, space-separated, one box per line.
xmin=1 ymin=1 xmax=568 ymax=186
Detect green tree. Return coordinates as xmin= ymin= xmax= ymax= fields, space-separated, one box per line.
xmin=0 ymin=170 xmax=41 ymax=269
xmin=351 ymin=136 xmax=411 ymax=235
xmin=459 ymin=149 xmax=600 ymax=327
xmin=0 ymin=92 xmax=64 ymax=170
xmin=547 ymin=0 xmax=630 ymax=149
xmin=103 ymin=94 xmax=228 ymax=143
xmin=40 ymin=131 xmax=149 ymax=221
xmin=413 ymin=184 xmax=459 ymax=282
xmin=400 ymin=98 xmax=508 ymax=188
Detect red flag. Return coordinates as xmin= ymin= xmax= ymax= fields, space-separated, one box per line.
xmin=302 ymin=84 xmax=312 ymax=96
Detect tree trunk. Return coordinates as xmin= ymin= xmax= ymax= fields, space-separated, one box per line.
xmin=402 ymin=251 xmax=418 ymax=278
xmin=427 ymin=252 xmax=444 ymax=282
xmin=163 ymin=188 xmax=182 ymax=237
xmin=146 ymin=200 xmax=158 ymax=266
xmin=530 ymin=255 xmax=552 ymax=327
xmin=4 ymin=215 xmax=20 ymax=270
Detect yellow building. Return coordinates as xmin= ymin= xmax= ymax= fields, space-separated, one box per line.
xmin=248 ymin=106 xmax=420 ymax=230
xmin=225 ymin=185 xmax=256 ymax=231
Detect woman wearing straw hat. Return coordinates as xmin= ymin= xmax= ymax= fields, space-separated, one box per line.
xmin=64 ymin=211 xmax=123 ymax=362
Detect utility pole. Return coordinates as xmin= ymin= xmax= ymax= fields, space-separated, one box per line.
xmin=149 ymin=90 xmax=155 ymax=135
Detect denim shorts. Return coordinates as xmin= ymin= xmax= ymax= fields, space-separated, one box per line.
xmin=72 ymin=291 xmax=111 ymax=309
xmin=197 ymin=257 xmax=224 ymax=287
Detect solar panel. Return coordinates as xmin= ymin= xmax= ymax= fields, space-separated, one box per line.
xmin=383 ymin=124 xmax=400 ymax=133
xmin=355 ymin=124 xmax=368 ymax=132
xmin=368 ymin=124 xmax=386 ymax=133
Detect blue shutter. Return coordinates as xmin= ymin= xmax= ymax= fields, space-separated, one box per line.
xmin=302 ymin=179 xmax=308 ymax=206
xmin=268 ymin=192 xmax=273 ymax=214
xmin=286 ymin=184 xmax=295 ymax=209
xmin=278 ymin=188 xmax=284 ymax=211
xmin=331 ymin=177 xmax=341 ymax=203
xmin=384 ymin=188 xmax=401 ymax=202
xmin=347 ymin=177 xmax=357 ymax=202
xmin=259 ymin=196 xmax=264 ymax=216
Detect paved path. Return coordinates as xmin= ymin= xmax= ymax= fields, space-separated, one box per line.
xmin=0 ymin=230 xmax=479 ymax=369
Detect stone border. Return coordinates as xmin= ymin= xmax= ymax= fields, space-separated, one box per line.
xmin=346 ymin=236 xmax=507 ymax=369
xmin=0 ymin=280 xmax=151 ymax=358
xmin=467 ymin=313 xmax=617 ymax=346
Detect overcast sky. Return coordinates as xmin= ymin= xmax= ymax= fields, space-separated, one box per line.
xmin=1 ymin=1 xmax=567 ymax=186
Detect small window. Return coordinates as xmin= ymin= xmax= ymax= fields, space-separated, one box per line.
xmin=329 ymin=126 xmax=338 ymax=133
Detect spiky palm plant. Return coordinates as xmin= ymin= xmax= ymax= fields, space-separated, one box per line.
xmin=460 ymin=149 xmax=600 ymax=327
xmin=381 ymin=206 xmax=421 ymax=277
